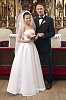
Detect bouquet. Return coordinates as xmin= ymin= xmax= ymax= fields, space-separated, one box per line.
xmin=27 ymin=33 xmax=36 ymax=39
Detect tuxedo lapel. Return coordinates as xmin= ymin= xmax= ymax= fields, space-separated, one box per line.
xmin=36 ymin=17 xmax=39 ymax=26
xmin=41 ymin=16 xmax=46 ymax=25
xmin=35 ymin=16 xmax=46 ymax=26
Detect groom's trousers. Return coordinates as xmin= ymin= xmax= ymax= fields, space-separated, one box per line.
xmin=40 ymin=50 xmax=53 ymax=84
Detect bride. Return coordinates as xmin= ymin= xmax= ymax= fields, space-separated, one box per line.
xmin=7 ymin=10 xmax=45 ymax=96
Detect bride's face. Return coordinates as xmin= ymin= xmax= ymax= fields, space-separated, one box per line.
xmin=24 ymin=14 xmax=31 ymax=25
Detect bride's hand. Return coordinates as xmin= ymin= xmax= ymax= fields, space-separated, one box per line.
xmin=38 ymin=33 xmax=45 ymax=37
xmin=35 ymin=34 xmax=39 ymax=40
xmin=21 ymin=38 xmax=34 ymax=43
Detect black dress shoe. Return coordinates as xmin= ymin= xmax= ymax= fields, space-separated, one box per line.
xmin=45 ymin=83 xmax=52 ymax=90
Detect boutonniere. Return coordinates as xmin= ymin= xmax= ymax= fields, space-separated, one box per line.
xmin=42 ymin=20 xmax=46 ymax=24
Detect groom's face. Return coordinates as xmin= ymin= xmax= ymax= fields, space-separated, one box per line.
xmin=36 ymin=4 xmax=44 ymax=16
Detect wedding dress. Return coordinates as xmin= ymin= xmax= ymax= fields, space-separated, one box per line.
xmin=7 ymin=29 xmax=45 ymax=96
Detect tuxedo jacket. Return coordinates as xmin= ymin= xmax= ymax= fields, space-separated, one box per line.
xmin=34 ymin=15 xmax=55 ymax=53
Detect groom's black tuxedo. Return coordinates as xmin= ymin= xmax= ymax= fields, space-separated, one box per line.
xmin=34 ymin=15 xmax=55 ymax=85
xmin=34 ymin=15 xmax=55 ymax=53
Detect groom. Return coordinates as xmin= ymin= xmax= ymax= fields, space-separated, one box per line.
xmin=34 ymin=3 xmax=55 ymax=89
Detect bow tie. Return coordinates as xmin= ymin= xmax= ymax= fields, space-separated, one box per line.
xmin=39 ymin=16 xmax=44 ymax=19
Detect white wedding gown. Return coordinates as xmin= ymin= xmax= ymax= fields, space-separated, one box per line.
xmin=7 ymin=29 xmax=45 ymax=96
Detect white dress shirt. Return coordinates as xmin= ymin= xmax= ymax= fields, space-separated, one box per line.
xmin=39 ymin=15 xmax=45 ymax=25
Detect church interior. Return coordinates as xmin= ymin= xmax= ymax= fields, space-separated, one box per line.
xmin=0 ymin=0 xmax=66 ymax=78
xmin=0 ymin=0 xmax=66 ymax=99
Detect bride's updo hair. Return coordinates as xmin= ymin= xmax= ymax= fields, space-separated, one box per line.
xmin=23 ymin=12 xmax=31 ymax=19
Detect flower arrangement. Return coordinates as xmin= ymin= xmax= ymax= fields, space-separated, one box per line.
xmin=27 ymin=33 xmax=36 ymax=39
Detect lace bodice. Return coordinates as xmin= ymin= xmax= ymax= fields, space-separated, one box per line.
xmin=23 ymin=29 xmax=35 ymax=40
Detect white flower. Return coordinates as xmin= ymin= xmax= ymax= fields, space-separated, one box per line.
xmin=42 ymin=20 xmax=46 ymax=24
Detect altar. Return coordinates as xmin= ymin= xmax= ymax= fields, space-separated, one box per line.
xmin=0 ymin=47 xmax=66 ymax=79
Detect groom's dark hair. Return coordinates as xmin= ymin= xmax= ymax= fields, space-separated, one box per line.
xmin=36 ymin=2 xmax=44 ymax=7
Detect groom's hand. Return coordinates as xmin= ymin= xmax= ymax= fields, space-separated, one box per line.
xmin=38 ymin=33 xmax=45 ymax=38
